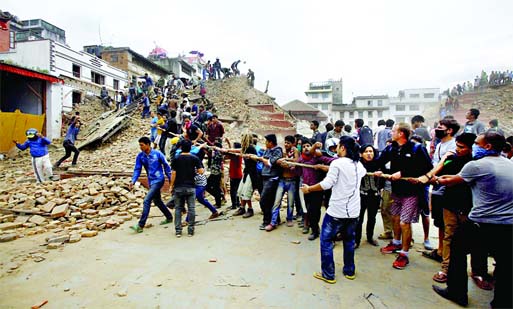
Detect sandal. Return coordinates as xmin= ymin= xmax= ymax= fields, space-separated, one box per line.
xmin=422 ymin=249 xmax=443 ymax=262
xmin=471 ymin=274 xmax=494 ymax=290
xmin=432 ymin=271 xmax=447 ymax=283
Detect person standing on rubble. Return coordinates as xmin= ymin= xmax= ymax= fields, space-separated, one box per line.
xmin=231 ymin=60 xmax=241 ymax=76
xmin=14 ymin=128 xmax=54 ymax=183
xmin=54 ymin=120 xmax=81 ymax=168
xmin=213 ymin=58 xmax=222 ymax=80
xmin=129 ymin=136 xmax=174 ymax=233
xmin=247 ymin=69 xmax=255 ymax=87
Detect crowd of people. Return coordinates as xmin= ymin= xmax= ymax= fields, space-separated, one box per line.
xmin=121 ymin=90 xmax=512 ymax=307
xmin=12 ymin=67 xmax=512 ymax=308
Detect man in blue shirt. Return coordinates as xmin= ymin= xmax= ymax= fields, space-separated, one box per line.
xmin=55 ymin=121 xmax=81 ymax=167
xmin=140 ymin=92 xmax=151 ymax=118
xmin=129 ymin=136 xmax=173 ymax=233
xmin=14 ymin=128 xmax=54 ymax=183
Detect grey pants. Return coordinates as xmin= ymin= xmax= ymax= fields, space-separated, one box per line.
xmin=174 ymin=187 xmax=196 ymax=234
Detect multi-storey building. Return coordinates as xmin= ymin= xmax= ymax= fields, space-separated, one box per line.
xmin=331 ymin=95 xmax=390 ymax=129
xmin=389 ymin=88 xmax=440 ymax=123
xmin=304 ymin=79 xmax=343 ymax=119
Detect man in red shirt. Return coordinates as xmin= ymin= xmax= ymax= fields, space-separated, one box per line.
xmin=206 ymin=115 xmax=225 ymax=168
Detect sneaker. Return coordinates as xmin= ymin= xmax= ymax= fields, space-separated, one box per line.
xmin=233 ymin=207 xmax=246 ymax=216
xmin=130 ymin=224 xmax=143 ymax=233
xmin=393 ymin=253 xmax=409 ymax=269
xmin=298 ymin=221 xmax=304 ymax=228
xmin=242 ymin=208 xmax=254 ymax=218
xmin=378 ymin=232 xmax=393 ymax=240
xmin=302 ymin=226 xmax=310 ymax=234
xmin=424 ymin=239 xmax=434 ymax=250
xmin=313 ymin=272 xmax=336 ymax=284
xmin=286 ymin=220 xmax=294 ymax=227
xmin=265 ymin=224 xmax=276 ymax=232
xmin=344 ymin=271 xmax=356 ymax=280
xmin=159 ymin=218 xmax=173 ymax=225
xmin=381 ymin=242 xmax=402 ymax=254
xmin=308 ymin=233 xmax=319 ymax=241
xmin=175 ymin=232 xmax=182 ymax=238
xmin=259 ymin=224 xmax=266 ymax=230
xmin=229 ymin=205 xmax=237 ymax=210
xmin=208 ymin=212 xmax=220 ymax=220
xmin=188 ymin=230 xmax=194 ymax=237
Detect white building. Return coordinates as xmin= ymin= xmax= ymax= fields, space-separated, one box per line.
xmin=0 ymin=39 xmax=128 ymax=139
xmin=304 ymin=79 xmax=343 ymax=120
xmin=389 ymin=88 xmax=440 ymax=123
xmin=331 ymin=95 xmax=390 ymax=129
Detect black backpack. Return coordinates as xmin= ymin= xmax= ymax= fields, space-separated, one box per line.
xmin=358 ymin=126 xmax=374 ymax=145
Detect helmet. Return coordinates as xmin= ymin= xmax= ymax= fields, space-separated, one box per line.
xmin=26 ymin=128 xmax=38 ymax=139
xmin=325 ymin=138 xmax=339 ymax=157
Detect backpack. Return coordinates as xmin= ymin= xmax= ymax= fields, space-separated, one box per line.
xmin=358 ymin=126 xmax=374 ymax=145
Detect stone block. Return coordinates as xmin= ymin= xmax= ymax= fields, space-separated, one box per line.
xmin=81 ymin=230 xmax=98 ymax=237
xmin=38 ymin=201 xmax=56 ymax=213
xmin=51 ymin=204 xmax=69 ymax=218
xmin=29 ymin=215 xmax=47 ymax=225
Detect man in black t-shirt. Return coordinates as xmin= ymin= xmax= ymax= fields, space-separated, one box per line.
xmin=170 ymin=140 xmax=204 ymax=237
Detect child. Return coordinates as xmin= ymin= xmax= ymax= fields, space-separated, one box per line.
xmin=14 ymin=128 xmax=53 ymax=183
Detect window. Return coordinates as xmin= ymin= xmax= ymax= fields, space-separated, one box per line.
xmin=91 ymin=71 xmax=105 ymax=85
xmin=72 ymin=91 xmax=81 ymax=104
xmin=409 ymin=93 xmax=420 ymax=98
xmin=367 ymin=111 xmax=373 ymax=118
xmin=311 ymin=93 xmax=318 ymax=99
xmin=113 ymin=79 xmax=119 ymax=90
xmin=358 ymin=111 xmax=363 ymax=118
xmin=367 ymin=100 xmax=372 ymax=106
xmin=72 ymin=64 xmax=81 ymax=78
xmin=409 ymin=104 xmax=420 ymax=111
xmin=396 ymin=117 xmax=406 ymax=123
xmin=368 ymin=121 xmax=373 ymax=128
xmin=321 ymin=104 xmax=328 ymax=110
xmin=377 ymin=100 xmax=383 ymax=106
xmin=9 ymin=31 xmax=15 ymax=49
xmin=424 ymin=93 xmax=435 ymax=99
xmin=396 ymin=104 xmax=406 ymax=111
xmin=349 ymin=111 xmax=354 ymax=118
xmin=111 ymin=54 xmax=119 ymax=62
xmin=322 ymin=93 xmax=329 ymax=99
xmin=377 ymin=110 xmax=383 ymax=118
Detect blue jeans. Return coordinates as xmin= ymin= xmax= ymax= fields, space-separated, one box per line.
xmin=138 ymin=179 xmax=173 ymax=228
xmin=271 ymin=178 xmax=296 ymax=225
xmin=320 ymin=214 xmax=358 ymax=280
xmin=195 ymin=186 xmax=217 ymax=214
xmin=142 ymin=105 xmax=150 ymax=118
xmin=174 ymin=187 xmax=196 ymax=233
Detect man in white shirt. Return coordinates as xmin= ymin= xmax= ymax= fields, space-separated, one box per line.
xmin=302 ymin=136 xmax=366 ymax=283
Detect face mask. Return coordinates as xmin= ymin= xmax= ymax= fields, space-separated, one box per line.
xmin=297 ymin=145 xmax=302 ymax=153
xmin=435 ymin=129 xmax=447 ymax=139
xmin=472 ymin=144 xmax=499 ymax=159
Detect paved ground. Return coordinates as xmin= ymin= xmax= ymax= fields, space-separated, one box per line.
xmin=0 ymin=206 xmax=494 ymax=308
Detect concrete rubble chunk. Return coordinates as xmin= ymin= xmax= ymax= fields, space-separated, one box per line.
xmin=47 ymin=235 xmax=70 ymax=244
xmin=35 ymin=196 xmax=47 ymax=205
xmin=0 ymin=233 xmax=17 ymax=242
xmin=39 ymin=201 xmax=56 ymax=213
xmin=98 ymin=209 xmax=114 ymax=217
xmin=81 ymin=230 xmax=98 ymax=237
xmin=69 ymin=234 xmax=82 ymax=243
xmin=0 ymin=222 xmax=24 ymax=231
xmin=51 ymin=204 xmax=69 ymax=218
xmin=29 ymin=215 xmax=47 ymax=225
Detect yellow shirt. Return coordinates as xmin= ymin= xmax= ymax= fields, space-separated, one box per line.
xmin=156 ymin=118 xmax=165 ymax=135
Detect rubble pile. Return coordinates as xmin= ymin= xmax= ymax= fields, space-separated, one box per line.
xmin=0 ymin=175 xmax=148 ymax=247
xmin=472 ymin=85 xmax=513 ymax=135
xmin=206 ymin=77 xmax=296 ymax=139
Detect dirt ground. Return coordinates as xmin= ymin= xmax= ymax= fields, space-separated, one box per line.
xmin=0 ymin=205 xmax=494 ymax=308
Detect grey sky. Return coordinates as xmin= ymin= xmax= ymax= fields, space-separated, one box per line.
xmin=4 ymin=0 xmax=513 ymax=104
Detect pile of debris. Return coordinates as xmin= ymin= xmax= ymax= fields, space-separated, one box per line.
xmin=0 ymin=175 xmax=149 ymax=247
xmin=206 ymin=77 xmax=296 ymax=139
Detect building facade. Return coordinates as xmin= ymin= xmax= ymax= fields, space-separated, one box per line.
xmin=304 ymin=79 xmax=343 ymax=119
xmin=389 ymin=88 xmax=440 ymax=124
xmin=332 ymin=95 xmax=390 ymax=129
xmin=84 ymin=45 xmax=171 ymax=86
xmin=282 ymin=99 xmax=328 ymax=122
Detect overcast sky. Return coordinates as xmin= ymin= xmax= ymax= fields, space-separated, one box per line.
xmin=4 ymin=0 xmax=513 ymax=104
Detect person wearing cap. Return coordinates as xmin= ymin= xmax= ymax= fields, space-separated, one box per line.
xmin=14 ymin=129 xmax=54 ymax=183
xmin=54 ymin=120 xmax=82 ymax=168
xmin=247 ymin=134 xmax=283 ymax=230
